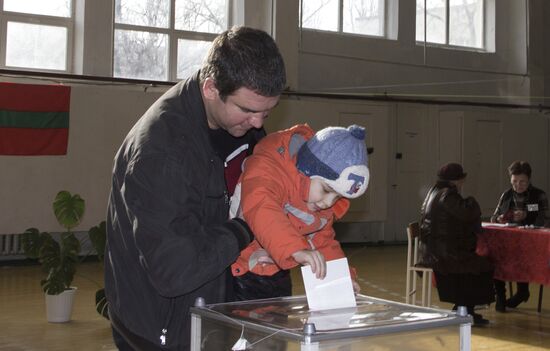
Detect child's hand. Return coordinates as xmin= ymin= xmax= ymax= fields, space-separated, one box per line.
xmin=250 ymin=249 xmax=275 ymax=267
xmin=352 ymin=280 xmax=361 ymax=293
xmin=292 ymin=249 xmax=326 ymax=279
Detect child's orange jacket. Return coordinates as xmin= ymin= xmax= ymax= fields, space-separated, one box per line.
xmin=230 ymin=124 xmax=355 ymax=279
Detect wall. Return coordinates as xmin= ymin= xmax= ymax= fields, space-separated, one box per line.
xmin=0 ymin=0 xmax=549 ymax=242
xmin=267 ymin=97 xmax=549 ymax=242
xmin=0 ymin=80 xmax=548 ymax=240
xmin=0 ymin=81 xmax=162 ymax=234
xmin=295 ymin=1 xmax=530 ymax=101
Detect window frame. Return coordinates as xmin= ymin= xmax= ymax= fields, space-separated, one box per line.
xmin=416 ymin=0 xmax=486 ymax=51
xmin=300 ymin=0 xmax=387 ymax=40
xmin=113 ymin=0 xmax=232 ymax=82
xmin=0 ymin=0 xmax=74 ymax=73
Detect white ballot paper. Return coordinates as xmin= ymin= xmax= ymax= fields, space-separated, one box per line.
xmin=301 ymin=257 xmax=356 ymax=310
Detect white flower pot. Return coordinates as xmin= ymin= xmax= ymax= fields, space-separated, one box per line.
xmin=45 ymin=287 xmax=77 ymax=323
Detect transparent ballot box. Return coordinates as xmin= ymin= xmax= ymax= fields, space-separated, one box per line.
xmin=190 ymin=294 xmax=472 ymax=351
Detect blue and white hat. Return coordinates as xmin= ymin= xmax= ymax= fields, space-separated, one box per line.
xmin=296 ymin=125 xmax=370 ymax=199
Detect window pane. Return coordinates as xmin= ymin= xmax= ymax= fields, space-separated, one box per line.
xmin=4 ymin=0 xmax=71 ymax=17
xmin=301 ymin=0 xmax=339 ymax=32
xmin=115 ymin=0 xmax=170 ymax=28
xmin=175 ymin=0 xmax=227 ymax=34
xmin=177 ymin=39 xmax=211 ymax=80
xmin=114 ymin=29 xmax=168 ymax=81
xmin=343 ymin=0 xmax=384 ymax=36
xmin=6 ymin=22 xmax=67 ymax=70
xmin=449 ymin=0 xmax=483 ymax=48
xmin=416 ymin=0 xmax=446 ymax=44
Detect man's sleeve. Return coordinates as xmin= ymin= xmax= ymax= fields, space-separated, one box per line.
xmin=121 ymin=154 xmax=253 ymax=297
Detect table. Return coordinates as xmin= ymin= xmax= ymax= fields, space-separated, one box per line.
xmin=190 ymin=294 xmax=472 ymax=351
xmin=477 ymin=223 xmax=550 ymax=312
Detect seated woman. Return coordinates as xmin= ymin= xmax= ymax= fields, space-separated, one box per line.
xmin=419 ymin=163 xmax=494 ymax=326
xmin=491 ymin=160 xmax=550 ymax=312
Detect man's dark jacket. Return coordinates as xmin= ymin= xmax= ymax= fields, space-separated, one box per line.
xmin=419 ymin=181 xmax=493 ymax=274
xmin=104 ymin=72 xmax=252 ymax=350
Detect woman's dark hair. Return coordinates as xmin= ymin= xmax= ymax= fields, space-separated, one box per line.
xmin=508 ymin=160 xmax=532 ymax=179
xmin=200 ymin=26 xmax=286 ymax=101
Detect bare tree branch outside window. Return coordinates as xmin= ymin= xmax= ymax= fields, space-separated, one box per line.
xmin=114 ymin=0 xmax=227 ymax=80
xmin=416 ymin=0 xmax=483 ymax=48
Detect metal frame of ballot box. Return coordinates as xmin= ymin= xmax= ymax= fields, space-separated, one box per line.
xmin=190 ymin=294 xmax=472 ymax=351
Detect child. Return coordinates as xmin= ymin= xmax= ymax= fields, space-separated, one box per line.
xmin=229 ymin=124 xmax=369 ymax=301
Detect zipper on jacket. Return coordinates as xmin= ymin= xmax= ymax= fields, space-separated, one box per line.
xmin=159 ymin=299 xmax=175 ymax=346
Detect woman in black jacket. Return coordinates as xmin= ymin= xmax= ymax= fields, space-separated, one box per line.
xmin=419 ymin=163 xmax=494 ymax=326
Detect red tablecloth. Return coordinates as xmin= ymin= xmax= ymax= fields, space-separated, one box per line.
xmin=476 ymin=224 xmax=550 ymax=285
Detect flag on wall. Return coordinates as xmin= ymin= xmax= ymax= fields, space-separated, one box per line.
xmin=0 ymin=82 xmax=70 ymax=155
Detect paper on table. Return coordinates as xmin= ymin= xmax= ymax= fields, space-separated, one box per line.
xmin=301 ymin=257 xmax=356 ymax=311
xmin=482 ymin=222 xmax=507 ymax=228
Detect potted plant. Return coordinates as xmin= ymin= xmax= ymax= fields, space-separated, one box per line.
xmin=21 ymin=190 xmax=85 ymax=323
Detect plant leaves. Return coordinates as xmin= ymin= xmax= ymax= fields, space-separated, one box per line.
xmin=21 ymin=228 xmax=46 ymax=259
xmin=38 ymin=233 xmax=80 ymax=294
xmin=39 ymin=235 xmax=61 ymax=273
xmin=53 ymin=191 xmax=85 ymax=230
xmin=95 ymin=288 xmax=110 ymax=320
xmin=89 ymin=221 xmax=106 ymax=262
xmin=24 ymin=190 xmax=85 ymax=295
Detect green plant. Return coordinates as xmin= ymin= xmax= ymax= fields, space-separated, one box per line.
xmin=21 ymin=191 xmax=85 ymax=295
xmin=88 ymin=220 xmax=106 ymax=262
xmin=87 ymin=220 xmax=110 ymax=319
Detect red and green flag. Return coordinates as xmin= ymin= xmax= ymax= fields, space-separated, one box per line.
xmin=0 ymin=82 xmax=70 ymax=155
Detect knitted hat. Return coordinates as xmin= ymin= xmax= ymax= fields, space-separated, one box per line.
xmin=437 ymin=162 xmax=467 ymax=181
xmin=296 ymin=125 xmax=369 ymax=199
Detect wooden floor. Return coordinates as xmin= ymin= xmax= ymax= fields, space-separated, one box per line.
xmin=0 ymin=245 xmax=548 ymax=350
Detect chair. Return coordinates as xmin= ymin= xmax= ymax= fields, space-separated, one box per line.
xmin=405 ymin=222 xmax=433 ymax=307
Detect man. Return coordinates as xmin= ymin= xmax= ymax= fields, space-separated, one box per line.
xmin=491 ymin=160 xmax=550 ymax=311
xmin=419 ymin=163 xmax=494 ymax=326
xmin=104 ymin=26 xmax=286 ymax=350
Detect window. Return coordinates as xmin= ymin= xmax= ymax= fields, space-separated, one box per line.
xmin=114 ymin=0 xmax=229 ymax=81
xmin=416 ymin=0 xmax=484 ymax=49
xmin=300 ymin=0 xmax=386 ymax=38
xmin=0 ymin=0 xmax=73 ymax=72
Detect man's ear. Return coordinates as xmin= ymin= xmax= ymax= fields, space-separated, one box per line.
xmin=202 ymin=78 xmax=219 ymax=101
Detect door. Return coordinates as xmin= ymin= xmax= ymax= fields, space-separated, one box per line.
xmin=392 ymin=105 xmax=430 ymax=242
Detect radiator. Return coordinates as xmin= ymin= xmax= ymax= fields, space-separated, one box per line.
xmin=0 ymin=232 xmax=93 ymax=261
xmin=0 ymin=234 xmax=24 ymax=256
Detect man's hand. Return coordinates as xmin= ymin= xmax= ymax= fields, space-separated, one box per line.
xmin=292 ymin=249 xmax=326 ymax=279
xmin=496 ymin=214 xmax=506 ymax=223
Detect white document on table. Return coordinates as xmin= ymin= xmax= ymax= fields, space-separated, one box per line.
xmin=301 ymin=257 xmax=357 ymax=311
xmin=481 ymin=222 xmax=507 ymax=228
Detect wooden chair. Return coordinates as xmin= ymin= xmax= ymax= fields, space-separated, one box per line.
xmin=405 ymin=222 xmax=433 ymax=306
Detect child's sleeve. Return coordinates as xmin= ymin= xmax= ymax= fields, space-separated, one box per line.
xmin=240 ymin=154 xmax=310 ymax=270
xmin=309 ymin=221 xmax=358 ymax=281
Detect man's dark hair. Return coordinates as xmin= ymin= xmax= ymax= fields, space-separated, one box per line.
xmin=508 ymin=160 xmax=532 ymax=179
xmin=200 ymin=26 xmax=286 ymax=101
